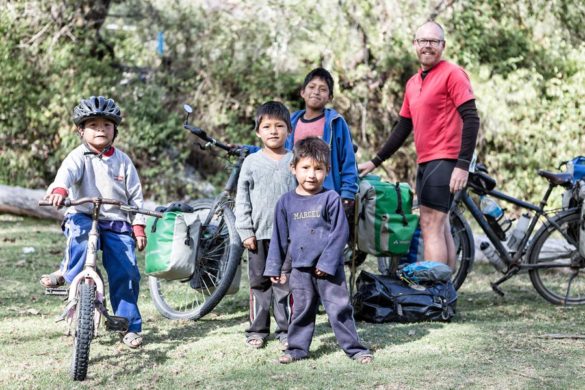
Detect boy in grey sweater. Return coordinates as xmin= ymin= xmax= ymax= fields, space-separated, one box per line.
xmin=235 ymin=101 xmax=296 ymax=349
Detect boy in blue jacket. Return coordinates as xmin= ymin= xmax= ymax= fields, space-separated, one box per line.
xmin=264 ymin=137 xmax=372 ymax=364
xmin=290 ymin=67 xmax=359 ymax=220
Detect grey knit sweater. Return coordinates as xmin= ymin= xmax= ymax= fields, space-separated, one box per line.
xmin=234 ymin=150 xmax=296 ymax=241
xmin=47 ymin=144 xmax=145 ymax=225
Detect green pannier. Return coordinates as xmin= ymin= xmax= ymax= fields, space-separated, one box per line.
xmin=357 ymin=175 xmax=419 ymax=256
xmin=145 ymin=211 xmax=201 ymax=280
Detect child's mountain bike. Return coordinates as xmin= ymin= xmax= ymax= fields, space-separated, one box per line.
xmin=39 ymin=197 xmax=162 ymax=381
xmin=147 ymin=104 xmax=248 ymax=320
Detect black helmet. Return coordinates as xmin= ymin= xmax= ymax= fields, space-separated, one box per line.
xmin=73 ymin=96 xmax=122 ymax=126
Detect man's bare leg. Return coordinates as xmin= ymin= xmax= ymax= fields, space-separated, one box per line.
xmin=443 ymin=216 xmax=456 ymax=270
xmin=420 ymin=205 xmax=452 ymax=267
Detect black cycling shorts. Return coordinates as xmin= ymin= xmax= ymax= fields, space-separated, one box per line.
xmin=416 ymin=159 xmax=456 ymax=213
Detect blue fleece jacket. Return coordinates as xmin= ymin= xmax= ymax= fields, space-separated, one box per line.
xmin=247 ymin=108 xmax=359 ymax=200
xmin=289 ymin=108 xmax=359 ymax=200
xmin=264 ymin=189 xmax=349 ymax=277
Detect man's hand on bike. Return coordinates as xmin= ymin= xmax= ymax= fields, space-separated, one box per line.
xmin=450 ymin=167 xmax=469 ymax=193
xmin=357 ymin=161 xmax=376 ymax=178
xmin=44 ymin=193 xmax=65 ymax=207
xmin=243 ymin=236 xmax=257 ymax=251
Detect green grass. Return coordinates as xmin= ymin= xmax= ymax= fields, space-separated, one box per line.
xmin=2 ymin=214 xmax=585 ymax=389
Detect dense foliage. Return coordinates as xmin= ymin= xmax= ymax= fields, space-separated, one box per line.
xmin=1 ymin=0 xmax=583 ymax=206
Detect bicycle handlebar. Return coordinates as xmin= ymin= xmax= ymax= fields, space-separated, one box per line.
xmin=184 ymin=124 xmax=248 ymax=157
xmin=39 ymin=197 xmax=163 ymax=218
xmin=184 ymin=124 xmax=230 ymax=150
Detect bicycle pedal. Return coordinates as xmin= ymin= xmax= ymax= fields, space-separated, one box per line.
xmin=105 ymin=316 xmax=129 ymax=332
xmin=44 ymin=287 xmax=69 ymax=296
xmin=490 ymin=283 xmax=505 ymax=297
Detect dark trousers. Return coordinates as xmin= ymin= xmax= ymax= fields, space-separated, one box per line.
xmin=246 ymin=240 xmax=291 ymax=340
xmin=286 ymin=266 xmax=369 ymax=359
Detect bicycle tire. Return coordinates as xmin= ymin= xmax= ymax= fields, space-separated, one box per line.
xmin=450 ymin=209 xmax=475 ymax=290
xmin=148 ymin=199 xmax=242 ymax=320
xmin=70 ymin=281 xmax=95 ymax=381
xmin=528 ymin=209 xmax=585 ymax=305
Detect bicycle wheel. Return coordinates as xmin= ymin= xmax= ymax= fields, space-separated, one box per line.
xmin=450 ymin=209 xmax=475 ymax=290
xmin=149 ymin=199 xmax=242 ymax=320
xmin=70 ymin=281 xmax=95 ymax=381
xmin=528 ymin=209 xmax=585 ymax=305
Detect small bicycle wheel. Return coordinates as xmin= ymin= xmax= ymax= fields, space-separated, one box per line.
xmin=528 ymin=209 xmax=585 ymax=305
xmin=450 ymin=209 xmax=475 ymax=290
xmin=70 ymin=281 xmax=95 ymax=381
xmin=148 ymin=199 xmax=242 ymax=320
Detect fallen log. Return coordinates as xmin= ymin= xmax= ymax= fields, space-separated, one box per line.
xmin=0 ymin=184 xmax=158 ymax=221
xmin=0 ymin=184 xmax=64 ymax=220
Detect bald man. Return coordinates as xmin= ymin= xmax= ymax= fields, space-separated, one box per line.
xmin=359 ymin=21 xmax=480 ymax=269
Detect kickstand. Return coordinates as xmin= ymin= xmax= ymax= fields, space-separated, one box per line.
xmin=563 ymin=272 xmax=579 ymax=305
xmin=491 ymin=265 xmax=521 ymax=297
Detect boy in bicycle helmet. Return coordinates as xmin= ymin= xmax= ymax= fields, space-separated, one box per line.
xmin=39 ymin=96 xmax=147 ymax=349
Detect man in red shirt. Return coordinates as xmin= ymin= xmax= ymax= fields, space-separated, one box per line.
xmin=359 ymin=21 xmax=480 ymax=270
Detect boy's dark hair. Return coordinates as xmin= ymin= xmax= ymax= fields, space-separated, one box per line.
xmin=254 ymin=101 xmax=292 ymax=133
xmin=292 ymin=137 xmax=331 ymax=168
xmin=302 ymin=68 xmax=334 ymax=98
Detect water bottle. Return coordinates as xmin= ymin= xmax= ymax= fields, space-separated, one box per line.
xmin=480 ymin=241 xmax=506 ymax=272
xmin=506 ymin=213 xmax=531 ymax=251
xmin=479 ymin=195 xmax=503 ymax=218
xmin=479 ymin=195 xmax=512 ymax=240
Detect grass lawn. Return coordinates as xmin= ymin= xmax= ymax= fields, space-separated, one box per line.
xmin=1 ymin=214 xmax=585 ymax=389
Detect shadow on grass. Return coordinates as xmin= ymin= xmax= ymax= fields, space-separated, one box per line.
xmin=286 ymin=316 xmax=443 ymax=360
xmin=88 ymin=311 xmax=249 ymax=385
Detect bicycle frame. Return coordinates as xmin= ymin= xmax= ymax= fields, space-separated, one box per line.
xmin=63 ymin=201 xmax=105 ymax=336
xmin=455 ymin=170 xmax=576 ymax=293
xmin=202 ymin=147 xmax=247 ymax=227
xmin=456 ymin=185 xmax=555 ymax=265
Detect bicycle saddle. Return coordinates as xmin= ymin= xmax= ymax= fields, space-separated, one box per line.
xmin=538 ymin=170 xmax=573 ymax=188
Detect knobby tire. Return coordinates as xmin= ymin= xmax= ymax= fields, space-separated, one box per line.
xmin=70 ymin=281 xmax=95 ymax=381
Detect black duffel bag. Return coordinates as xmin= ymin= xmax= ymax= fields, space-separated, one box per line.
xmin=352 ymin=271 xmax=457 ymax=323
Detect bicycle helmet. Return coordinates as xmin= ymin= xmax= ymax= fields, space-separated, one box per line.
xmin=73 ymin=96 xmax=122 ymax=126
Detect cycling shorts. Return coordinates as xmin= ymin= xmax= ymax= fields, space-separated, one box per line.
xmin=416 ymin=159 xmax=456 ymax=213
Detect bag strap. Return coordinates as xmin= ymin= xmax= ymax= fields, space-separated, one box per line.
xmin=359 ymin=193 xmax=368 ymax=221
xmin=150 ymin=206 xmax=168 ymax=233
xmin=394 ymin=182 xmax=408 ymax=226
